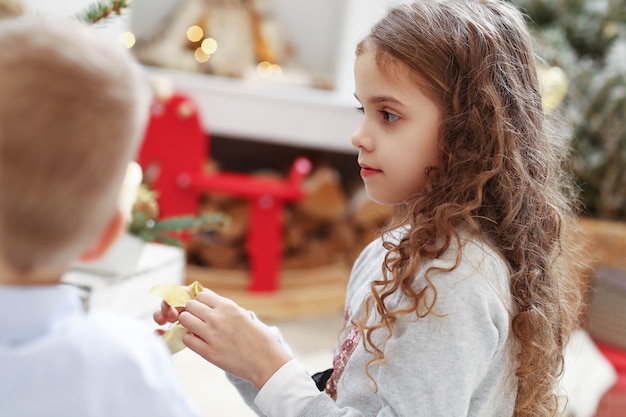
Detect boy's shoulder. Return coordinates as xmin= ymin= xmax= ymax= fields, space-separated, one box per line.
xmin=58 ymin=309 xmax=177 ymax=381
xmin=0 ymin=289 xmax=199 ymax=417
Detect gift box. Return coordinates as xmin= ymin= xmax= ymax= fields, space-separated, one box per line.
xmin=62 ymin=240 xmax=185 ymax=320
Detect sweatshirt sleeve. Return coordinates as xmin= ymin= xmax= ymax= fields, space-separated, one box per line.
xmin=225 ymin=313 xmax=300 ymax=416
xmin=255 ymin=360 xmax=322 ymax=416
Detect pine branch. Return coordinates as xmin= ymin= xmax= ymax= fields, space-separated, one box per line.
xmin=75 ymin=0 xmax=130 ymax=25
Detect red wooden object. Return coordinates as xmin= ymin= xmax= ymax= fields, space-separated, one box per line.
xmin=137 ymin=93 xmax=311 ymax=292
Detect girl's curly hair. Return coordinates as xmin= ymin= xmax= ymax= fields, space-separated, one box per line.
xmin=353 ymin=1 xmax=587 ymax=415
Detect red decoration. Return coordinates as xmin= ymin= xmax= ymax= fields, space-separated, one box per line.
xmin=595 ymin=342 xmax=626 ymax=416
xmin=137 ymin=93 xmax=311 ymax=292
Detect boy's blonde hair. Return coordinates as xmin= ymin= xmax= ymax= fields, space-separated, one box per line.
xmin=0 ymin=17 xmax=151 ymax=273
xmin=0 ymin=0 xmax=23 ymax=19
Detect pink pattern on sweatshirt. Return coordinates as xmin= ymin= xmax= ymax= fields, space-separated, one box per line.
xmin=325 ymin=310 xmax=360 ymax=401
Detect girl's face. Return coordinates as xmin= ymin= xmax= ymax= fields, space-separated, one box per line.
xmin=352 ymin=50 xmax=442 ymax=205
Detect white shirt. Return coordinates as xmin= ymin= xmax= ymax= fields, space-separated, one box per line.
xmin=0 ymin=284 xmax=201 ymax=417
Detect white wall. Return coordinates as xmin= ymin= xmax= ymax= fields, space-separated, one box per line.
xmin=129 ymin=0 xmax=408 ymax=92
xmin=333 ymin=0 xmax=409 ymax=92
xmin=264 ymin=0 xmax=344 ymax=84
xmin=21 ymin=0 xmax=407 ymax=92
xmin=21 ymin=0 xmax=91 ymax=17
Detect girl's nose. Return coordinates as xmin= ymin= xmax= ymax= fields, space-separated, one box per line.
xmin=351 ymin=122 xmax=371 ymax=151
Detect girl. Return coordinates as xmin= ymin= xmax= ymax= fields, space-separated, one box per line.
xmin=156 ymin=0 xmax=585 ymax=416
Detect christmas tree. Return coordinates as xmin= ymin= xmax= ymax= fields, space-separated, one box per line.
xmin=508 ymin=0 xmax=626 ymax=219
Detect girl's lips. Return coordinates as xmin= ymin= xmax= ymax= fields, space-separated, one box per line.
xmin=359 ymin=165 xmax=382 ymax=177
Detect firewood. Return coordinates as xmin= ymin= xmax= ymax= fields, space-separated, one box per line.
xmin=200 ymin=186 xmax=245 ymax=211
xmin=215 ymin=199 xmax=249 ymax=242
xmin=296 ymin=166 xmax=347 ymax=222
xmin=188 ymin=234 xmax=246 ymax=269
xmin=187 ymin=162 xmax=396 ymax=273
xmin=286 ymin=208 xmax=326 ymax=237
xmin=282 ymin=237 xmax=337 ymax=269
xmin=355 ymin=226 xmax=379 ymax=250
xmin=326 ymin=220 xmax=356 ymax=259
xmin=199 ymin=192 xmax=250 ymax=242
xmin=282 ymin=208 xmax=309 ymax=252
xmin=348 ymin=187 xmax=395 ymax=227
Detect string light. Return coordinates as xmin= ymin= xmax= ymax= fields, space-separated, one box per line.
xmin=186 ymin=25 xmax=203 ymax=42
xmin=194 ymin=48 xmax=210 ymax=63
xmin=256 ymin=61 xmax=282 ymax=77
xmin=201 ymin=38 xmax=218 ymax=54
xmin=119 ymin=31 xmax=135 ymax=48
xmin=190 ymin=37 xmax=217 ymax=63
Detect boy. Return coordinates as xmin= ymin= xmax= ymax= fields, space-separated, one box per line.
xmin=0 ymin=17 xmax=200 ymax=417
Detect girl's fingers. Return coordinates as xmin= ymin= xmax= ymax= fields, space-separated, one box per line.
xmin=184 ymin=299 xmax=214 ymax=321
xmin=154 ymin=302 xmax=182 ymax=325
xmin=178 ymin=309 xmax=213 ymax=341
xmin=171 ymin=305 xmax=185 ymax=319
xmin=182 ymin=331 xmax=212 ymax=359
xmin=153 ymin=310 xmax=167 ymax=325
xmin=194 ymin=288 xmax=225 ymax=308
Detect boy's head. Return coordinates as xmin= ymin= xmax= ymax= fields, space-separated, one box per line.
xmin=0 ymin=0 xmax=23 ymax=19
xmin=0 ymin=17 xmax=151 ymax=278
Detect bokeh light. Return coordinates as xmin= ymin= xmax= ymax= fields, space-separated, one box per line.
xmin=256 ymin=61 xmax=282 ymax=77
xmin=201 ymin=38 xmax=218 ymax=55
xmin=187 ymin=26 xmax=204 ymax=42
xmin=194 ymin=48 xmax=210 ymax=63
xmin=119 ymin=31 xmax=136 ymax=48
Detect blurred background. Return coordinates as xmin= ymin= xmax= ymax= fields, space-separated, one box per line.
xmin=14 ymin=1 xmax=626 ymax=416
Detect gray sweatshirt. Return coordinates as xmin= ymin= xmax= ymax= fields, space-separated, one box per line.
xmin=230 ymin=230 xmax=518 ymax=416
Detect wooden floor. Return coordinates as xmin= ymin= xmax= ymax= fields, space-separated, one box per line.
xmin=185 ymin=262 xmax=351 ymax=320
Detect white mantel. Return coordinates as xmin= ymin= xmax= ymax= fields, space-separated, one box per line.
xmin=132 ymin=0 xmax=409 ymax=154
xmin=147 ymin=66 xmax=361 ymax=154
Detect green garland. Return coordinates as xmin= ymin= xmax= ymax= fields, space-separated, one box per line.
xmin=130 ymin=211 xmax=230 ymax=247
xmin=74 ymin=0 xmax=130 ymax=25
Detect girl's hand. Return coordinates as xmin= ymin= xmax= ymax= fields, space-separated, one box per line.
xmin=152 ymin=280 xmax=205 ymax=331
xmin=153 ymin=302 xmax=183 ymax=335
xmin=179 ymin=289 xmax=293 ymax=389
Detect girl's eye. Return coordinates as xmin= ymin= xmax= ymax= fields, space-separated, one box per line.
xmin=355 ymin=106 xmax=364 ymax=113
xmin=381 ymin=111 xmax=399 ymax=123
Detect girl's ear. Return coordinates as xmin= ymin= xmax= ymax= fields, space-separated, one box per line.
xmin=78 ymin=209 xmax=125 ymax=262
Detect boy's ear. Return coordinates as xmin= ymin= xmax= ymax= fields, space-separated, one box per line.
xmin=79 ymin=209 xmax=125 ymax=262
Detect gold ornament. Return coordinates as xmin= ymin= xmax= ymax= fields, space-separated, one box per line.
xmin=132 ymin=184 xmax=160 ymax=221
xmin=537 ymin=65 xmax=569 ymax=112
